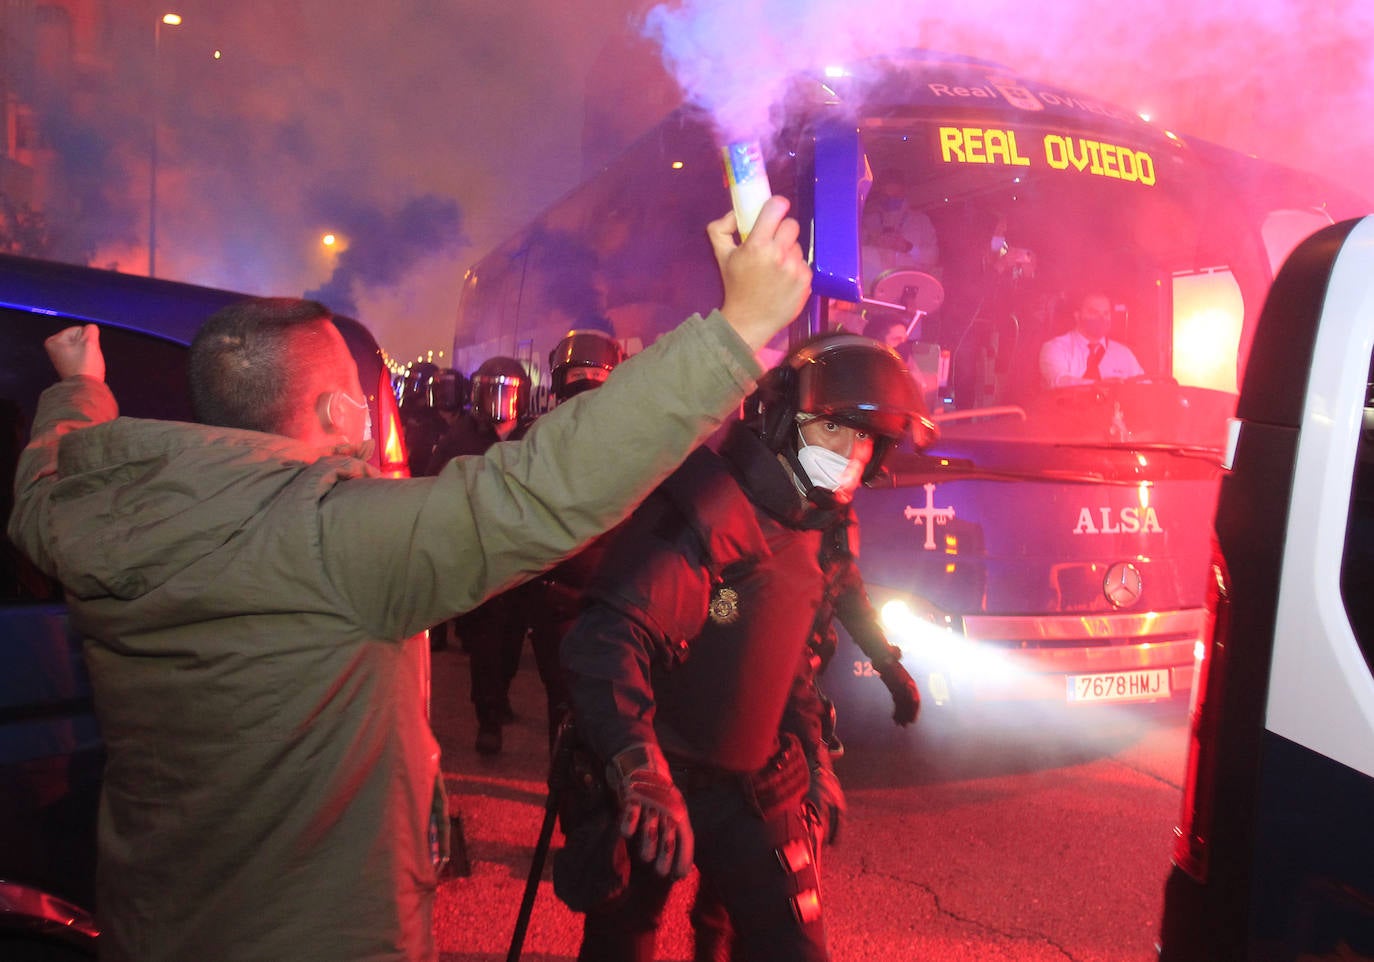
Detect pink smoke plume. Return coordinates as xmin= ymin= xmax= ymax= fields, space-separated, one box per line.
xmin=642 ymin=0 xmax=1374 ymax=202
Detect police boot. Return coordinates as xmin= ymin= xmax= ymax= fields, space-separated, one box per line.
xmin=475 ymin=707 xmax=503 ymax=755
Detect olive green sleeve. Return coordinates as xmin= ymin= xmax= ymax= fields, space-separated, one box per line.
xmin=7 ymin=376 xmax=119 ymax=577
xmin=321 ymin=310 xmax=763 ymax=640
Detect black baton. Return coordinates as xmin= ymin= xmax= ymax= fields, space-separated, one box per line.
xmin=506 ymin=718 xmax=575 ymax=962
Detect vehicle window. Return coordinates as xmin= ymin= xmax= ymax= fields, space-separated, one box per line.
xmin=0 ymin=309 xmax=192 ymax=603
xmin=857 ymin=121 xmax=1255 ymax=452
xmin=1342 ymin=364 xmax=1374 ymax=668
xmin=1171 ymin=268 xmax=1243 ymax=393
xmin=1261 ymin=208 xmax=1338 ymax=275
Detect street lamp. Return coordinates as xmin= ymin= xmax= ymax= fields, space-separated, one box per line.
xmin=149 ymin=12 xmax=181 ymax=277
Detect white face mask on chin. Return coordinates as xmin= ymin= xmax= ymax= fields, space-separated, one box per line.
xmin=796 ymin=430 xmax=864 ymax=501
xmin=334 ymin=391 xmax=375 ymax=461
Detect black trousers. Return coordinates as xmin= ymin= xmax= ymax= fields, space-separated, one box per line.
xmin=521 ymin=584 xmax=573 ymax=745
xmin=464 ymin=582 xmax=570 ymax=740
xmin=459 ymin=592 xmax=525 ymax=726
xmin=577 ymin=780 xmax=829 ymax=962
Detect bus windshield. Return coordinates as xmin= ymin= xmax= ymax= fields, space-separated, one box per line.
xmin=852 ymin=117 xmax=1255 ymax=452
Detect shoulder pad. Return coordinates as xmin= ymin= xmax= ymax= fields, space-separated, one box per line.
xmin=657 ymin=447 xmax=769 ymax=578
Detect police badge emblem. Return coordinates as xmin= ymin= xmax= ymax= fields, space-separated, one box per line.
xmin=708 ymin=586 xmax=741 ymax=624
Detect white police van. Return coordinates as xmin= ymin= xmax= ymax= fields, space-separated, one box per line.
xmin=0 ymin=253 xmax=408 ymax=959
xmin=1157 ymin=216 xmax=1374 ymax=960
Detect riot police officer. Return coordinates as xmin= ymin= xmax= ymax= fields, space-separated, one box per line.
xmin=518 ymin=328 xmax=626 ymax=746
xmin=399 ymin=361 xmax=448 ymax=478
xmin=410 ymin=365 xmax=466 ymax=650
xmin=427 ymin=355 xmax=531 ymax=473
xmin=430 ymin=355 xmax=534 ymax=754
xmin=549 ymin=326 xmax=624 ymax=400
xmin=559 ymin=332 xmax=926 ymax=962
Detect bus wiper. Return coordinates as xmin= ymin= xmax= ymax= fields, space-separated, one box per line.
xmin=877 ymin=447 xmax=1224 ymax=488
xmin=1049 ymin=441 xmax=1227 ymax=464
xmin=879 ymin=456 xmax=1117 ymax=487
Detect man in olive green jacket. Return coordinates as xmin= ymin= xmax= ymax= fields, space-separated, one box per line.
xmin=7 ymin=201 xmax=809 ymax=962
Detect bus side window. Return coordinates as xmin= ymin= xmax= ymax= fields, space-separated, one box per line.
xmin=1341 ymin=371 xmax=1374 ymax=668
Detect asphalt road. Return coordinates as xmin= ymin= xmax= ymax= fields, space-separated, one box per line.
xmin=429 ymin=641 xmax=1190 ymax=962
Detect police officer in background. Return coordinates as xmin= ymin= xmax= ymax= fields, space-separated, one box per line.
xmin=430 ymin=366 xmax=465 ymax=428
xmin=411 ymin=366 xmax=466 ymax=650
xmin=427 ymin=356 xmax=531 ymax=473
xmin=399 ymin=362 xmax=447 ymax=478
xmin=429 ymin=355 xmax=535 ymax=754
xmin=559 ymin=333 xmax=925 ymax=962
xmin=518 ymin=328 xmax=625 ymax=747
xmin=549 ymin=327 xmax=623 ymax=400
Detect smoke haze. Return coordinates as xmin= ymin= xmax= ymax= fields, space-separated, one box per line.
xmin=14 ymin=0 xmax=1374 ymax=362
xmin=644 ymin=0 xmax=1374 ymax=195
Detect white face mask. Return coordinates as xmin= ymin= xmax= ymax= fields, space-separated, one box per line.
xmin=796 ymin=429 xmax=864 ymax=500
xmin=335 ymin=391 xmax=373 ymax=442
xmin=332 ymin=391 xmax=376 ymax=462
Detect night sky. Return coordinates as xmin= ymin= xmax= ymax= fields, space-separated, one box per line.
xmin=29 ymin=0 xmax=1374 ymax=363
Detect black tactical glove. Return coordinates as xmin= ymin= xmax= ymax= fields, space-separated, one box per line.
xmin=607 ymin=743 xmax=694 ymax=879
xmin=877 ymin=653 xmax=921 ymax=726
xmin=804 ymin=747 xmax=846 ymax=846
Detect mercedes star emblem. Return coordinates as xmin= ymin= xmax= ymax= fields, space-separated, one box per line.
xmin=1103 ymin=562 xmax=1143 ymax=608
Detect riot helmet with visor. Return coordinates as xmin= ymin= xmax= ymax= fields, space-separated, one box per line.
xmin=430 ymin=368 xmax=465 ymax=413
xmin=549 ymin=329 xmax=624 ymax=402
xmin=749 ymin=332 xmax=929 ymax=484
xmin=470 ymin=356 xmax=530 ymax=425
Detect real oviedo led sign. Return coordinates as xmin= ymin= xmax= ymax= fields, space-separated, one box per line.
xmin=936 ymin=125 xmax=1158 ymax=187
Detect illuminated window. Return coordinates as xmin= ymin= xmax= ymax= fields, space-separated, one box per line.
xmin=1171 ymin=269 xmax=1244 ymax=393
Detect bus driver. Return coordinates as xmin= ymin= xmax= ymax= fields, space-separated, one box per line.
xmin=1039 ymin=291 xmax=1144 ymax=388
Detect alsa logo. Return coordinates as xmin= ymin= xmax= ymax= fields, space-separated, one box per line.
xmin=1073 ymin=506 xmax=1163 ymax=535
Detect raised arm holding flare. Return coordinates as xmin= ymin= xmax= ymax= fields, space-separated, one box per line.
xmin=7 ymin=199 xmax=809 ymax=962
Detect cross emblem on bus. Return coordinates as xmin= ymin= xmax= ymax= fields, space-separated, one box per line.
xmin=903 ymin=483 xmax=955 ymax=550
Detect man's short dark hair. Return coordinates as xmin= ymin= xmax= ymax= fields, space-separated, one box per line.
xmin=188 ymin=297 xmax=335 ymax=434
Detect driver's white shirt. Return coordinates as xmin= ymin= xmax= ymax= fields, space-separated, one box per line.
xmin=1039 ymin=328 xmax=1144 ymax=387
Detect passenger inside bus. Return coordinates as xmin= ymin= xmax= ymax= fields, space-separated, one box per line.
xmin=861 ymin=311 xmax=925 ymax=394
xmin=861 ymin=167 xmax=941 ymax=290
xmin=1039 ymin=291 xmax=1145 ymax=388
xmin=863 ymin=314 xmax=909 ymax=353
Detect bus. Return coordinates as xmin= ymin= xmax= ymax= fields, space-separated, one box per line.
xmin=452 ymin=50 xmax=1368 ymax=718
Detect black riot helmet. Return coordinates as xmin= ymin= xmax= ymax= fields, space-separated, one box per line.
xmin=748 ymin=332 xmax=929 ymax=483
xmin=402 ymin=361 xmax=440 ymax=410
xmin=470 ymin=356 xmax=530 ymax=425
xmin=430 ymin=367 xmax=466 ymax=413
xmin=549 ymin=328 xmax=624 ymax=403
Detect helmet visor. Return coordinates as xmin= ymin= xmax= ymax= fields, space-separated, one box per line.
xmin=472 ymin=375 xmax=526 ymax=423
xmin=550 ymin=330 xmax=623 ymax=371
xmin=795 ymin=347 xmax=922 ymax=439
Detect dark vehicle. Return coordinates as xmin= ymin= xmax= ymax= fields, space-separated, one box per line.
xmin=0 ymin=254 xmax=408 ymax=957
xmin=1158 ymin=217 xmax=1374 ymax=960
xmin=454 ymin=51 xmax=1369 ymax=718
